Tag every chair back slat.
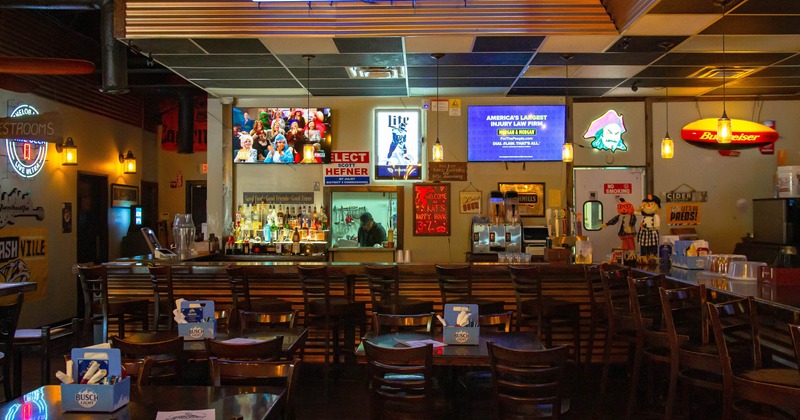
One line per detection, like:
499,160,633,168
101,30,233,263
373,312,434,335
77,265,110,318
239,310,297,331
660,284,709,346
435,264,472,303
627,274,666,333
111,336,184,384
488,342,569,420
479,311,514,332
707,297,762,375
599,266,633,319
210,357,302,418
364,340,435,419
226,265,253,312
0,293,23,348
204,336,284,361
790,324,800,369
363,264,400,309
148,265,175,332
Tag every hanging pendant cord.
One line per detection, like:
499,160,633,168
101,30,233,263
721,4,727,113
436,55,440,142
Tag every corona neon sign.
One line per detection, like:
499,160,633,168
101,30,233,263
5,105,47,178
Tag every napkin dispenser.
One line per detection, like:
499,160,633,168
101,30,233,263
177,300,216,341
61,347,130,412
442,304,479,345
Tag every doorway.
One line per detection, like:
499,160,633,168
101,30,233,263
77,172,109,318
186,180,207,240
140,181,159,232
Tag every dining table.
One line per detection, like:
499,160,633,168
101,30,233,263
0,281,36,297
356,329,543,367
0,384,285,419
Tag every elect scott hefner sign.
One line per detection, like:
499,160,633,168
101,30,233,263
324,151,370,186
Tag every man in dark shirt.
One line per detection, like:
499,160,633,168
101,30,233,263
358,212,387,247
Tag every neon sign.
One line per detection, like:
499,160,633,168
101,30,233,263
583,109,628,153
680,118,779,150
5,105,47,178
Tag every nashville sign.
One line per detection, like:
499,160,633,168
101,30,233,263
680,118,779,150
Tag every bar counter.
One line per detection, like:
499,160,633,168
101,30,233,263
102,260,800,365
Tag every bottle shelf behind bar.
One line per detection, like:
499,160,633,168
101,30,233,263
229,201,329,256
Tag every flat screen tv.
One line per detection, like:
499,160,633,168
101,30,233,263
232,107,332,164
467,105,566,162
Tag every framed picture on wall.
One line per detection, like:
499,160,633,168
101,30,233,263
111,184,139,208
459,191,481,214
498,182,545,217
374,109,422,180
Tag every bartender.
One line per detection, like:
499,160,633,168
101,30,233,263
358,212,387,247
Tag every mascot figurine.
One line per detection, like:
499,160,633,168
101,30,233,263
603,197,637,252
637,194,661,257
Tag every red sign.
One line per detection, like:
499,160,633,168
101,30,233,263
604,183,632,195
413,183,451,236
681,118,779,150
331,151,369,163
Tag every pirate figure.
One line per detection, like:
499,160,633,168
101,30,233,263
637,194,661,256
603,197,637,252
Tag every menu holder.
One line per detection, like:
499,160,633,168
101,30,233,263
442,304,479,346
177,300,216,341
61,347,130,412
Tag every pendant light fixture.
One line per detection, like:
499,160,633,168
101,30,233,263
661,87,674,159
431,53,445,162
716,1,732,144
561,54,574,163
302,54,316,163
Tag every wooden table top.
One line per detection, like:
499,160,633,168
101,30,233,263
357,329,542,367
737,368,800,389
121,327,308,358
0,281,36,297
0,385,284,419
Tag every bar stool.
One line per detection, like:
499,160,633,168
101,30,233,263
148,265,176,331
227,265,294,330
77,265,150,343
0,293,23,401
508,265,580,366
435,264,505,315
296,265,366,394
583,264,609,367
363,264,434,316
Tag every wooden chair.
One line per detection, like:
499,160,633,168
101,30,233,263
364,340,436,420
296,265,366,392
77,265,149,343
227,265,294,329
488,342,571,420
479,311,513,332
204,336,284,361
372,312,434,336
12,317,81,395
790,324,800,367
508,265,580,367
363,264,434,315
111,335,184,385
239,310,297,331
0,294,23,401
626,273,668,418
148,265,176,332
435,264,505,315
660,284,720,420
210,357,303,420
583,264,609,366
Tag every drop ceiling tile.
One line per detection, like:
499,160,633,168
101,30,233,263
131,39,204,55
179,68,293,80
472,36,545,52
406,53,533,66
408,66,523,78
410,78,516,88
537,35,620,53
778,54,800,65
702,16,800,35
259,37,338,55
702,87,800,96
634,66,705,78
624,15,720,36
522,65,579,78
333,37,403,53
192,39,270,54
732,0,800,15
286,67,351,79
622,79,723,88
404,36,475,53
409,86,509,96
278,54,404,67
654,52,792,66
603,86,714,97
206,88,307,97
606,36,688,53
310,78,407,88
571,65,646,79
194,79,301,89
156,54,283,68
532,53,663,66
727,77,800,87
507,87,611,97
750,66,800,77
674,35,800,53
311,88,409,97
514,78,624,88
648,0,744,14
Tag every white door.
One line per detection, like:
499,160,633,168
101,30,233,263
574,167,645,262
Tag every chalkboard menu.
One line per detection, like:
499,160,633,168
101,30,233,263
413,183,451,236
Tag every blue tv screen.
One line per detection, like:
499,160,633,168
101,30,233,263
467,105,566,162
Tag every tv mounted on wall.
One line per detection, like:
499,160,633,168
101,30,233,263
232,107,332,164
467,105,566,162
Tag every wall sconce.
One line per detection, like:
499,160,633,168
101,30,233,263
119,150,137,174
302,144,316,163
561,143,574,163
55,136,78,166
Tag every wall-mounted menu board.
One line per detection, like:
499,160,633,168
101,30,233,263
413,183,451,236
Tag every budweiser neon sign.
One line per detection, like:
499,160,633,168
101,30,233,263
681,118,778,150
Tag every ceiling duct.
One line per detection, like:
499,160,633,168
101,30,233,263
346,66,405,79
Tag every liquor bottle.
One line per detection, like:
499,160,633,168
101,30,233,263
277,205,285,226
319,206,329,230
243,239,250,255
292,228,301,255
